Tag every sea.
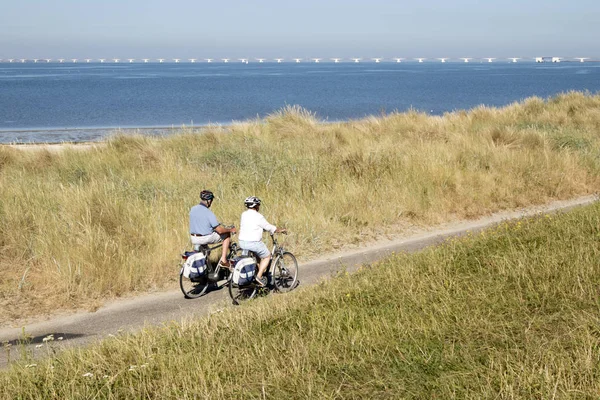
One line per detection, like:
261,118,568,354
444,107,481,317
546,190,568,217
1,62,599,144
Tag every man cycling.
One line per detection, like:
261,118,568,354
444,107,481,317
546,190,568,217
189,190,237,268
238,196,286,287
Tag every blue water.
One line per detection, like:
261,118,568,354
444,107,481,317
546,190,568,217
1,62,599,143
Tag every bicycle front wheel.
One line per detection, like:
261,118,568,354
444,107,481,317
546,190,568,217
179,271,210,299
272,252,298,292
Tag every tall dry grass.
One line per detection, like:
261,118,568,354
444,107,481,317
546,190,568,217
1,92,600,323
2,198,600,398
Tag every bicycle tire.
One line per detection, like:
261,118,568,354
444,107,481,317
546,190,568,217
271,252,298,292
228,278,258,305
179,270,210,299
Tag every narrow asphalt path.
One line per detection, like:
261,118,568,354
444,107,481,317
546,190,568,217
0,195,596,368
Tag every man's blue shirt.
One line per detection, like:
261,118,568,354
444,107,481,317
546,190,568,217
189,204,219,235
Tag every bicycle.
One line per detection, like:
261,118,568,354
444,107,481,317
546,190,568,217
179,241,240,299
228,232,299,305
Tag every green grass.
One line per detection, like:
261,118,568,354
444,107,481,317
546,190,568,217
3,197,600,398
1,92,600,322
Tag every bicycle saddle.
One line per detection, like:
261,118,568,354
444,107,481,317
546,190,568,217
241,249,260,259
193,244,220,252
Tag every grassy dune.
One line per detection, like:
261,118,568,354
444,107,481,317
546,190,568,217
2,198,600,398
1,92,600,323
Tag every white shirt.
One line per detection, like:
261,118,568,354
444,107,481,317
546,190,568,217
238,209,276,242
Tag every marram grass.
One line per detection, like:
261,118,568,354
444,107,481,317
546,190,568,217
2,199,600,398
2,92,600,322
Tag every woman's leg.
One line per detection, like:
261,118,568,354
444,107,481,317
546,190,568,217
256,255,271,279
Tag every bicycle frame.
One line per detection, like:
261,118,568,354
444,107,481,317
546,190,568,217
228,232,297,303
241,234,284,267
268,233,286,260
191,242,239,280
237,234,282,279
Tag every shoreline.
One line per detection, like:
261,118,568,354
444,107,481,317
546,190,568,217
0,125,210,146
5,142,101,152
0,123,219,134
0,117,351,146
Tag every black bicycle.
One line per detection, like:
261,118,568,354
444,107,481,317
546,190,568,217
179,241,240,299
228,233,299,305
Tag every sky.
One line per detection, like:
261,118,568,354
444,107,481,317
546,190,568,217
1,0,598,60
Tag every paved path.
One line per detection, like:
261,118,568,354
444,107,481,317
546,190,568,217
0,195,596,368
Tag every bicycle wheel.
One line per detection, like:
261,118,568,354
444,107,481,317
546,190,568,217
271,252,298,292
228,270,258,305
179,270,210,299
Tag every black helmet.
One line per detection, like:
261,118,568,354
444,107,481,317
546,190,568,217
200,190,215,201
244,196,261,209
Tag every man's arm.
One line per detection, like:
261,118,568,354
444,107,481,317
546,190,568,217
209,211,237,234
214,224,237,234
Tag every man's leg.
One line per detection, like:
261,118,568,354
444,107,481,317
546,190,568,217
219,233,231,265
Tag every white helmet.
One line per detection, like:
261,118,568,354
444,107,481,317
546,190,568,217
244,196,261,209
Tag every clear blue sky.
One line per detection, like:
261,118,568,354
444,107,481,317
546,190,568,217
1,0,598,59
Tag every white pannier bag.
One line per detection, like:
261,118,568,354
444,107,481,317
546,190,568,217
232,257,257,286
182,252,207,280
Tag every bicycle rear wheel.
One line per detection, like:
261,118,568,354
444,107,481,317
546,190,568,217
271,252,298,292
228,279,258,305
179,271,210,299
